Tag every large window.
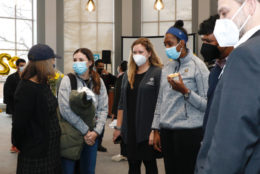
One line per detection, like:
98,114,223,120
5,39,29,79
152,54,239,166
142,0,192,36
0,0,37,100
64,0,114,73
0,0,37,61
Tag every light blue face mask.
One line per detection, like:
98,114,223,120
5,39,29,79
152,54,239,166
19,66,24,72
165,43,182,60
73,61,88,75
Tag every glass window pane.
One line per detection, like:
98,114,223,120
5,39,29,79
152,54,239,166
64,23,80,52
97,24,113,51
64,52,74,74
16,51,28,61
16,0,32,19
184,20,192,33
142,0,158,22
160,0,175,21
81,0,97,22
16,19,32,50
187,34,195,53
98,0,113,22
64,0,80,22
0,50,15,56
176,0,192,20
142,23,158,36
159,22,174,36
81,23,97,51
0,19,15,49
0,0,15,18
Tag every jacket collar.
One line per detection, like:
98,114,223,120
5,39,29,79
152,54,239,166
171,49,192,65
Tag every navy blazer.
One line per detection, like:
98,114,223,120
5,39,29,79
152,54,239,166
202,65,222,131
196,30,260,174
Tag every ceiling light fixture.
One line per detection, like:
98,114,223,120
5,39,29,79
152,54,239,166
154,0,164,11
86,0,95,12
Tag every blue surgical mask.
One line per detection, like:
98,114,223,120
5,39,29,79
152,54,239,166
73,61,88,75
165,43,182,60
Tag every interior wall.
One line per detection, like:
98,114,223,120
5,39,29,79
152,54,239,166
122,0,132,36
40,0,216,73
197,0,211,57
45,0,57,52
114,0,122,73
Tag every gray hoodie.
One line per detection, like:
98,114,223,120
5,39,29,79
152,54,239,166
152,50,209,130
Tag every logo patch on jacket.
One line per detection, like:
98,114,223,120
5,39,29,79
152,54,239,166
146,77,155,86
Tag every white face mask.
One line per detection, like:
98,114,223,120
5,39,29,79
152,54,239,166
213,1,251,47
133,54,147,67
19,66,24,72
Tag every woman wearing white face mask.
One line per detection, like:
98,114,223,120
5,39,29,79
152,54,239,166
152,20,209,174
58,48,108,174
113,38,163,174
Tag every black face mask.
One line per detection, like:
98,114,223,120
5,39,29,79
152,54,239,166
97,68,103,75
200,43,221,62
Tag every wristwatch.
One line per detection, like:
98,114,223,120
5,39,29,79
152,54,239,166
114,126,121,131
184,89,191,100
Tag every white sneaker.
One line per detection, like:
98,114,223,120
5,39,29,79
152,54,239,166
111,154,127,162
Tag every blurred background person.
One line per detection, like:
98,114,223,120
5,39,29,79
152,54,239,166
94,59,116,152
198,14,233,131
12,44,61,174
113,38,163,174
152,20,209,174
111,60,128,162
3,58,26,153
95,59,116,94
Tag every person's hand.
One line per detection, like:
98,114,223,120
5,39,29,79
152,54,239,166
102,69,109,75
111,114,115,121
149,130,154,145
84,132,94,146
84,131,98,146
153,130,161,152
167,74,189,94
113,129,121,142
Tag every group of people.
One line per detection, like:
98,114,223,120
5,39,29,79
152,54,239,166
3,0,260,173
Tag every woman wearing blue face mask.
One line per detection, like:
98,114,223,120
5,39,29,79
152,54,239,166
58,48,108,174
152,20,209,174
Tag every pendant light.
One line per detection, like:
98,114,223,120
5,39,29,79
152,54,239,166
86,0,96,12
154,0,164,11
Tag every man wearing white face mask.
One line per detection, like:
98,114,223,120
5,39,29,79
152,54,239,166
195,0,260,174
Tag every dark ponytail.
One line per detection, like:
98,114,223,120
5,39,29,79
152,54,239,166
172,20,188,42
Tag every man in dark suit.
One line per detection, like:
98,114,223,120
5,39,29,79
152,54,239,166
3,58,26,153
196,0,260,173
198,15,233,131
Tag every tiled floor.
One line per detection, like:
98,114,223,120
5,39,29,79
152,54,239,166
0,114,165,174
